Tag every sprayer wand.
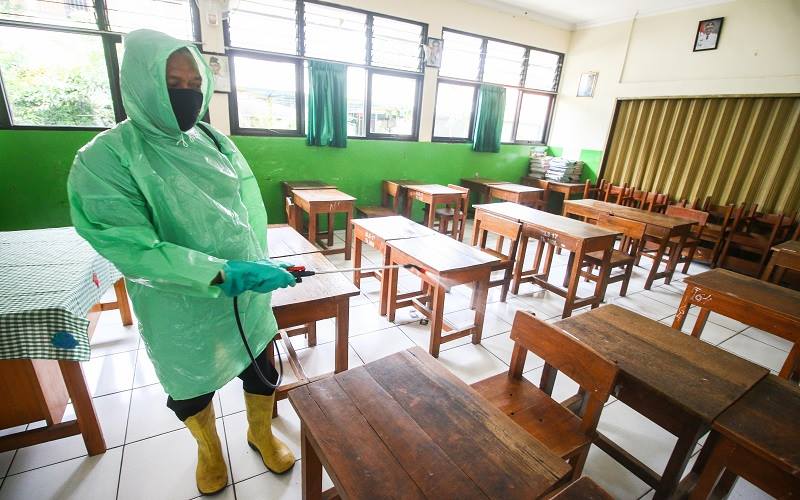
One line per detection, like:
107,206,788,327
287,263,420,282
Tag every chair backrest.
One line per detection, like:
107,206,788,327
474,210,521,259
446,184,470,212
596,214,646,254
508,311,618,432
285,196,298,229
665,205,710,226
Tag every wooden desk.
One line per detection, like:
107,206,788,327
556,305,768,500
270,252,360,404
563,199,695,289
474,202,618,318
292,189,356,260
351,216,438,315
289,347,570,500
762,239,800,284
673,268,800,380
267,224,319,259
280,180,337,198
489,183,544,208
460,177,510,204
386,234,499,357
689,375,800,499
403,184,463,229
383,179,425,215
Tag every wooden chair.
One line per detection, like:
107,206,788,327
625,189,647,208
643,192,668,212
719,210,794,277
602,182,628,204
472,311,618,480
472,210,522,302
695,203,743,267
582,179,603,200
580,214,647,299
665,205,710,273
285,196,299,231
551,477,613,499
435,184,469,241
525,178,551,208
356,180,400,218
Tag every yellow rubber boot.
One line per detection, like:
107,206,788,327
244,392,295,474
184,402,228,495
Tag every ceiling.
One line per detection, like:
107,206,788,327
467,0,731,29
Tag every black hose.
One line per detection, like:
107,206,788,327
233,296,283,390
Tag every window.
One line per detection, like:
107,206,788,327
0,0,198,129
434,28,563,145
232,56,298,131
433,82,474,140
227,1,426,139
227,0,298,54
0,25,114,127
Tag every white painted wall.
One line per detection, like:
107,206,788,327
195,0,572,137
549,0,800,157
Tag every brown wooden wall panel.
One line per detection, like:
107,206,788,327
602,96,800,213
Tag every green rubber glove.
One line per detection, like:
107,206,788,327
217,260,297,297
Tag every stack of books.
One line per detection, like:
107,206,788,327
528,148,548,179
545,158,584,183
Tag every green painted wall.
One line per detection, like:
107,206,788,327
0,130,533,231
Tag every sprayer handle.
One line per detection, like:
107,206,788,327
286,265,316,283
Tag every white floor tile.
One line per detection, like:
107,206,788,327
295,344,363,379
234,460,333,500
83,349,137,397
118,420,231,500
89,312,140,358
482,332,544,372
348,303,394,336
660,315,738,346
132,349,160,388
0,451,14,478
687,308,749,333
485,300,524,324
741,326,793,352
436,344,508,385
719,334,788,372
9,391,130,474
509,291,566,319
613,292,676,321
582,445,651,500
640,287,684,308
224,399,301,483
445,308,512,339
522,368,581,404
726,478,774,499
125,384,221,444
349,327,415,364
0,447,122,500
287,319,337,350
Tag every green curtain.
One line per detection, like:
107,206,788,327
472,85,506,153
307,61,347,148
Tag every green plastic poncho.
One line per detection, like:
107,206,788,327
67,29,277,400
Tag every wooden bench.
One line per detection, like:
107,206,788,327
580,213,646,299
688,375,800,499
385,234,499,357
472,210,522,302
356,180,403,219
472,311,618,481
289,347,571,500
460,177,510,204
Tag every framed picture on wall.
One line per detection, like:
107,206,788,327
577,71,598,97
694,17,723,51
202,53,231,93
424,37,444,68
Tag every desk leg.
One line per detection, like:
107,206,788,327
379,249,391,317
690,307,710,339
308,209,318,248
113,279,133,326
779,343,800,381
344,209,353,261
58,360,106,455
472,277,489,345
428,285,446,358
334,298,349,373
562,247,584,319
424,201,435,228
593,248,613,305
672,292,692,331
653,424,705,500
644,237,669,290
326,213,334,247
665,233,687,284
301,425,323,500
353,237,363,288
511,236,529,295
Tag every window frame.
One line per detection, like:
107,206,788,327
433,27,564,146
0,0,201,130
224,0,427,140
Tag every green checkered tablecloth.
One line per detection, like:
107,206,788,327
0,227,122,362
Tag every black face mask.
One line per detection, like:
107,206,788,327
168,88,203,132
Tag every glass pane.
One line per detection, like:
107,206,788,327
525,50,560,91
228,0,297,54
0,26,114,127
439,31,482,81
0,0,97,29
483,40,524,86
370,16,422,72
370,73,416,136
433,82,474,139
233,56,297,130
516,93,550,143
347,67,366,137
501,89,519,143
106,0,194,41
304,2,366,64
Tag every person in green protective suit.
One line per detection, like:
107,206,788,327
68,29,296,495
